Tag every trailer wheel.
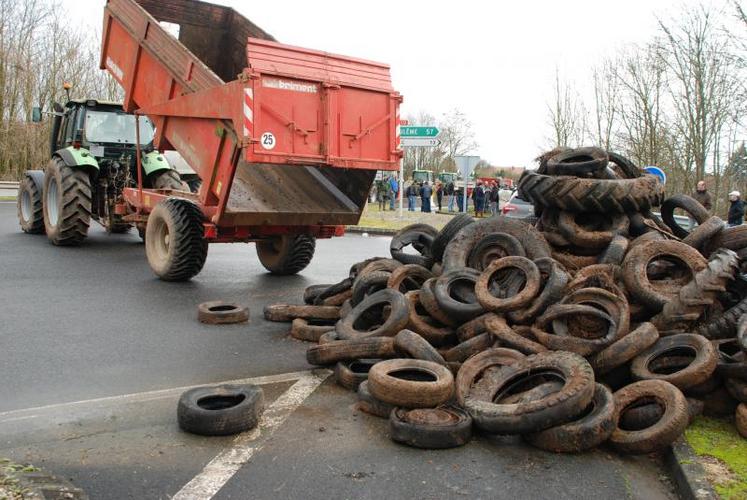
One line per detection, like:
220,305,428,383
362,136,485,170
256,234,315,275
43,158,91,246
145,198,208,281
17,174,44,233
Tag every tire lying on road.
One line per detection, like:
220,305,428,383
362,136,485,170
368,358,454,408
197,301,249,324
389,405,472,449
177,384,264,436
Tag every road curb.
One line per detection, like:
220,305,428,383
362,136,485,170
345,226,398,236
664,438,718,500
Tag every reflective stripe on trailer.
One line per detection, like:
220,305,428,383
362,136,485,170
243,87,254,138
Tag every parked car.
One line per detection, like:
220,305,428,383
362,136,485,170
501,192,535,221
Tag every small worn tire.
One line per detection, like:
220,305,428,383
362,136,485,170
290,318,335,342
631,333,718,389
660,195,710,238
609,380,688,454
390,223,438,267
389,405,472,449
433,268,485,321
466,232,526,271
431,214,474,263
463,351,596,434
507,257,569,324
177,384,264,436
525,383,617,453
394,329,446,365
334,359,379,391
545,147,609,176
335,289,409,339
263,304,340,322
486,315,547,355
387,264,433,293
589,323,659,375
682,216,725,251
474,256,541,312
306,337,396,365
197,301,249,324
368,359,454,408
455,347,526,406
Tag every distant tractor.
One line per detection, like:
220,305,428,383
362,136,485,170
438,172,457,184
18,92,189,243
412,169,433,184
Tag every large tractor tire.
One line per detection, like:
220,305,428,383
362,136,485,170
43,158,91,246
145,198,208,281
152,169,190,191
257,234,316,275
17,173,44,233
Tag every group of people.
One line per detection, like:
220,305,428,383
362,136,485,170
693,180,745,227
405,181,434,212
468,180,501,217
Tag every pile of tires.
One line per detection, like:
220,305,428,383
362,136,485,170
264,147,747,451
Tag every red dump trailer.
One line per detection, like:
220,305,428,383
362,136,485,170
101,0,402,280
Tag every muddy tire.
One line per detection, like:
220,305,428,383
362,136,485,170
525,383,617,453
257,234,315,275
631,334,718,390
431,213,474,263
610,380,688,454
681,216,725,251
660,194,710,238
455,348,526,406
389,405,472,449
336,289,409,339
306,337,396,365
507,257,569,325
486,316,548,355
368,359,454,408
544,146,609,176
433,267,485,321
334,359,379,391
390,223,438,267
145,198,208,281
151,168,190,191
651,249,739,334
351,271,391,306
475,256,541,312
442,333,494,362
404,291,456,347
197,301,249,324
589,323,659,375
466,232,526,271
463,351,596,434
290,318,335,342
393,329,446,365
517,171,664,213
698,296,747,339
17,173,44,234
43,158,91,245
177,384,264,436
621,239,708,311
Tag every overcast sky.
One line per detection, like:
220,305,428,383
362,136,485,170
74,0,713,168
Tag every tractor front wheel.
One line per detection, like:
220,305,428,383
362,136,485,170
256,234,316,275
43,158,91,245
145,198,208,281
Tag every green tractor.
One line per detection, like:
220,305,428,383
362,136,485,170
17,93,190,244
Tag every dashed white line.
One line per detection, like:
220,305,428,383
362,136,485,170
172,370,330,500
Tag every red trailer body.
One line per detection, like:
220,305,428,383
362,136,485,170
101,0,402,239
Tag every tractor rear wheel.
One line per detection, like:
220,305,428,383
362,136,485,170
17,174,44,234
152,169,190,191
145,198,208,281
256,234,316,275
43,158,91,245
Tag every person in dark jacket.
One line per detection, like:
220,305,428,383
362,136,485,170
436,182,443,212
420,182,432,213
406,183,417,211
447,181,456,211
472,181,486,217
728,191,745,226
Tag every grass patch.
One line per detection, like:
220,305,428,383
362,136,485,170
0,196,16,201
685,416,747,499
0,459,39,499
351,203,462,231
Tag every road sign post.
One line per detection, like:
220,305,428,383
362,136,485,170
400,126,440,137
398,125,441,218
455,155,480,214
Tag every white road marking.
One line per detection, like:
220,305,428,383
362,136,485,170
172,370,329,500
0,370,315,421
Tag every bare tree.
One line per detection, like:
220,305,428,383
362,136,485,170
438,108,478,171
591,58,620,151
546,68,587,148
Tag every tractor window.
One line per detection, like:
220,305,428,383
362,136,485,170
84,110,154,145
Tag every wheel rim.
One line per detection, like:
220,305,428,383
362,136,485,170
46,179,59,226
150,216,171,265
20,189,31,222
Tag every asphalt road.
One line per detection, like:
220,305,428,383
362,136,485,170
0,202,677,499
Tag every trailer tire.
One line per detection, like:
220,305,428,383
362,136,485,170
145,198,208,281
43,157,91,245
18,174,44,234
257,234,315,275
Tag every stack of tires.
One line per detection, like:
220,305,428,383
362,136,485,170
265,147,747,451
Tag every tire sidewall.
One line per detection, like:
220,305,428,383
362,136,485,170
145,202,176,277
42,160,64,241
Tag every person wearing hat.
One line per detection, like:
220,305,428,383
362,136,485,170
728,191,745,227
